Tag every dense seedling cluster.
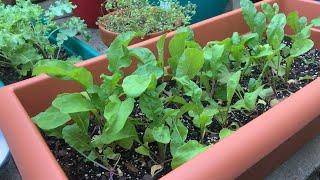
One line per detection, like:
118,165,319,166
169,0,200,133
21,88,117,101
0,0,89,80
32,0,320,178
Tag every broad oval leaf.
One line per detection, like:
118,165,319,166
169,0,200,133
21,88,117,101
152,125,171,144
176,48,204,79
32,106,70,130
240,0,257,30
219,128,234,139
33,60,93,89
122,75,152,98
52,93,95,114
267,13,286,49
290,39,314,57
62,124,91,152
171,140,207,169
104,97,135,134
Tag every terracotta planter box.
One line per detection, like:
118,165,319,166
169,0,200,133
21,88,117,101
0,0,319,179
98,24,165,46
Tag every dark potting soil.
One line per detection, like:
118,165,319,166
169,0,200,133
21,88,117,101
44,40,320,179
0,50,69,85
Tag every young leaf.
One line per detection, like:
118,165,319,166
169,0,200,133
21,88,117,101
104,96,135,134
135,144,150,156
240,0,257,31
32,106,70,130
193,108,219,129
311,17,320,27
175,76,202,103
254,12,267,39
227,71,241,106
122,75,152,98
152,125,171,144
129,47,156,64
103,147,120,160
290,39,314,57
219,128,234,139
33,60,93,89
267,13,286,49
62,124,91,152
70,112,90,133
171,140,207,169
170,120,188,156
244,86,263,110
157,34,166,67
107,31,137,73
261,2,276,21
93,121,137,147
140,92,164,121
168,28,193,58
52,93,95,114
176,48,204,79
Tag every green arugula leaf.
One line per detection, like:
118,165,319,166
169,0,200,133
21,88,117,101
175,76,202,103
311,17,320,27
62,124,91,152
193,108,219,129
52,93,95,114
290,38,314,57
70,112,89,133
240,0,257,31
170,120,188,156
129,47,156,64
152,124,171,144
254,12,266,39
140,92,164,121
107,31,137,73
33,60,93,89
261,2,279,21
122,75,152,98
103,147,120,160
227,70,241,106
267,13,286,49
32,106,70,130
176,48,204,79
135,143,150,156
104,96,135,134
171,140,207,169
219,128,234,139
156,34,166,67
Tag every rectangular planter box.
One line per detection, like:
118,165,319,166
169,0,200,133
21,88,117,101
0,0,319,179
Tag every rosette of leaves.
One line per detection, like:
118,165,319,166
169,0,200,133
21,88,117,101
32,0,320,178
0,0,89,78
98,0,196,36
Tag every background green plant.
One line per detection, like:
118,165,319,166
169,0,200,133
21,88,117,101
32,0,320,178
98,0,196,35
0,0,89,78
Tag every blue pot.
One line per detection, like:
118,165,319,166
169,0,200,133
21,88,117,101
0,81,10,170
150,0,229,24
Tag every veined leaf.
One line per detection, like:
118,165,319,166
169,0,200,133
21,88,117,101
33,60,93,89
267,13,286,49
311,16,320,27
122,75,152,98
140,92,164,121
176,48,204,79
175,76,202,103
129,47,156,64
240,0,257,31
62,124,91,152
170,120,188,156
135,143,150,156
32,106,70,130
52,93,95,114
193,108,219,129
103,147,120,160
227,71,241,106
254,12,266,39
171,140,207,169
219,128,234,139
156,34,166,67
104,96,135,134
290,38,314,57
152,124,171,144
107,32,137,73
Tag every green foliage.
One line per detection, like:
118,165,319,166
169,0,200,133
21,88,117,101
98,0,196,36
0,0,88,78
32,1,320,177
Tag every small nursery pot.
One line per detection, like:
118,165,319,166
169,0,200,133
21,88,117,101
98,24,165,46
0,0,320,179
70,0,105,28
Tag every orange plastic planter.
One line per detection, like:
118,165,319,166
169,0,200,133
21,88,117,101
0,0,319,179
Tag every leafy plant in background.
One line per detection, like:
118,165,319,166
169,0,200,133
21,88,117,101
98,0,196,36
0,0,89,78
32,0,320,178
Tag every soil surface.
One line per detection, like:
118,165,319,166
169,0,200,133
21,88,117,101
44,41,320,179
